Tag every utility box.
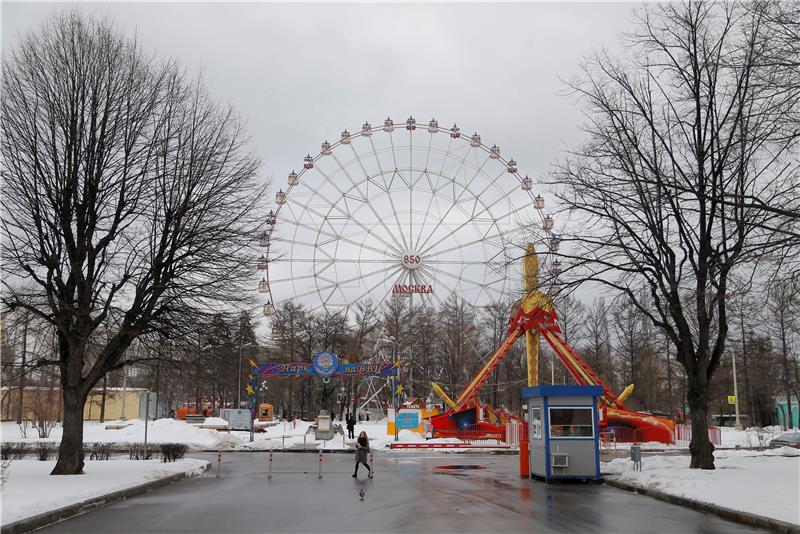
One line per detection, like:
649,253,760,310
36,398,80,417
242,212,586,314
314,410,336,441
522,385,602,482
222,409,252,431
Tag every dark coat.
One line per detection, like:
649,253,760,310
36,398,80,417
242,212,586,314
346,418,355,430
355,437,370,463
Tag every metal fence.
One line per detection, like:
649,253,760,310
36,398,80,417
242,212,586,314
503,422,527,446
673,423,722,446
432,422,527,446
600,424,722,446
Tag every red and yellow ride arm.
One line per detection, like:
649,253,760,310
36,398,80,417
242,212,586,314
451,326,523,411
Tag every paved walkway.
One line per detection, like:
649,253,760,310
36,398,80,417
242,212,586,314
40,452,762,533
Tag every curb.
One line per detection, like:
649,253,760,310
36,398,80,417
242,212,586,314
603,477,800,534
0,463,209,534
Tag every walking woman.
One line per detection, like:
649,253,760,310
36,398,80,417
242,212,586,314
353,431,373,478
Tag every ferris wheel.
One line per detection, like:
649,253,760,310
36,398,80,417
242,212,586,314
257,116,555,316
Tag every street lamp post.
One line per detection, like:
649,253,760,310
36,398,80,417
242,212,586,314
725,292,743,430
385,336,400,442
237,337,244,408
731,350,743,431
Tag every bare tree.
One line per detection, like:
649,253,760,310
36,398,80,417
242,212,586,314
1,12,263,474
580,298,617,391
767,278,800,428
551,2,800,468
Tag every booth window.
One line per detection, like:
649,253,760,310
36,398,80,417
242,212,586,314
549,407,594,438
530,407,542,439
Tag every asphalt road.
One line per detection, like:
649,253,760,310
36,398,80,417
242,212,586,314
40,452,761,533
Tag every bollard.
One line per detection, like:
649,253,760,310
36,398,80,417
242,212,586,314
519,440,530,479
282,434,286,449
268,452,273,479
369,452,374,478
216,451,222,478
318,451,323,479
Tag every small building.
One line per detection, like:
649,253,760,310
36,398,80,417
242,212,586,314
1,386,158,422
84,388,159,421
775,395,800,429
1,385,62,422
387,399,426,435
522,385,602,482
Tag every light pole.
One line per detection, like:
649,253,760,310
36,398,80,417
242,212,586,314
730,350,743,430
725,292,743,430
383,335,400,441
237,337,244,408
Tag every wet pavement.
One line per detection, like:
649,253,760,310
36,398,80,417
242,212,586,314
40,452,761,533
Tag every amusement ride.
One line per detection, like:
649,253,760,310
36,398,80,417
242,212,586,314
254,116,674,444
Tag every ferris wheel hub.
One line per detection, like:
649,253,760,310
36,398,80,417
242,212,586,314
401,252,423,270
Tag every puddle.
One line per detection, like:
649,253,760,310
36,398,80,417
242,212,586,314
434,464,487,471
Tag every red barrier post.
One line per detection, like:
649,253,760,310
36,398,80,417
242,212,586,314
519,440,530,478
268,452,273,479
216,451,222,478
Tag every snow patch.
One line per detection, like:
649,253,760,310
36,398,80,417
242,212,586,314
603,449,800,525
1,458,209,526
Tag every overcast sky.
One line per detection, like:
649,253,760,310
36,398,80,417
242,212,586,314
2,2,640,315
3,2,637,191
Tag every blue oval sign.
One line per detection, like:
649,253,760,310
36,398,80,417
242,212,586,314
311,352,339,377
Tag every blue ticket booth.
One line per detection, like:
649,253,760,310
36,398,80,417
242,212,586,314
522,385,602,482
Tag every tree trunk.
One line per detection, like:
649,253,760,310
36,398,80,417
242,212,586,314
51,387,86,475
99,375,107,423
16,314,29,423
687,371,715,469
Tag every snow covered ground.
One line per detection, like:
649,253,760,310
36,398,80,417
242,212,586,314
603,447,800,526
0,419,460,452
4,419,791,453
0,458,209,526
604,425,792,450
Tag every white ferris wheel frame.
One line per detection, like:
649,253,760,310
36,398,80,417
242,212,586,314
259,117,553,316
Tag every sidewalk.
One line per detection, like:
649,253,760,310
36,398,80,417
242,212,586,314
1,458,209,534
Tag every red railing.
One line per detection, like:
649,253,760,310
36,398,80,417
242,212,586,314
433,427,503,445
603,424,722,445
503,422,527,446
432,422,527,446
673,424,722,446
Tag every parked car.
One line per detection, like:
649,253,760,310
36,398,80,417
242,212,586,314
768,432,800,449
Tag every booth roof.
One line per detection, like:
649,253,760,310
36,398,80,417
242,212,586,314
521,385,604,399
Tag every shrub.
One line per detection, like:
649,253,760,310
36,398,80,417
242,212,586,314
128,443,153,460
1,459,11,489
744,427,778,449
3,443,29,459
35,442,54,461
17,421,30,439
89,442,112,461
159,443,188,463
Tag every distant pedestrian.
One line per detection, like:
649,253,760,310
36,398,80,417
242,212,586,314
169,409,176,419
346,414,355,439
353,431,372,479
